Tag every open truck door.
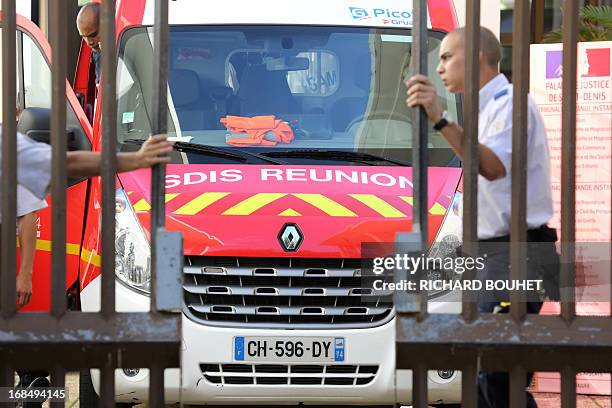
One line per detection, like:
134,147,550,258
3,14,93,311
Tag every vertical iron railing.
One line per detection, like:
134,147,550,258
0,0,17,404
461,0,480,322
461,0,480,404
1,0,18,320
509,1,530,407
411,0,429,258
410,1,429,405
394,1,606,408
149,0,184,404
100,0,118,405
560,1,580,406
49,0,68,322
0,1,181,407
100,0,117,321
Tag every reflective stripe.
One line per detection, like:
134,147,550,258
125,192,447,217
223,193,286,215
278,208,302,216
26,239,81,255
429,202,446,215
399,195,414,206
174,192,230,215
292,193,357,217
81,247,102,268
133,199,150,211
349,194,407,218
27,238,101,267
133,194,180,211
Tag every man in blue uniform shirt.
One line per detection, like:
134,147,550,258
405,27,559,407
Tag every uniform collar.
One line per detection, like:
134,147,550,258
479,73,509,112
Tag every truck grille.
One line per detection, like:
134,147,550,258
200,363,378,386
183,257,393,328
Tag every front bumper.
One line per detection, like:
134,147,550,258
82,277,461,405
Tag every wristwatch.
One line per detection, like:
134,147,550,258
433,110,453,131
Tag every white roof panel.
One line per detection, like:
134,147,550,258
142,0,431,28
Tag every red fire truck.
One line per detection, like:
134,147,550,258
12,0,474,405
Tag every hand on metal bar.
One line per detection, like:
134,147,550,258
405,74,443,122
65,133,174,177
122,134,175,171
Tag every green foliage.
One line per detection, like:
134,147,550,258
543,5,612,43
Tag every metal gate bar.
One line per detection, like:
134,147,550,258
461,0,480,324
50,366,65,408
100,0,118,404
0,1,181,406
411,0,429,267
150,0,172,403
101,0,117,321
560,1,580,405
509,0,530,406
0,0,18,402
509,0,530,322
0,0,18,321
396,314,612,370
395,0,604,407
409,1,430,402
50,0,68,322
461,1,481,405
560,0,579,323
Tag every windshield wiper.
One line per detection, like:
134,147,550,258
122,139,287,165
261,150,410,166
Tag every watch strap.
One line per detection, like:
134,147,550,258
433,115,449,131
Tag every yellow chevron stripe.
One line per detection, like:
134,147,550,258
27,238,101,268
429,202,447,215
223,193,286,215
132,194,180,212
18,239,81,256
398,196,445,215
399,196,413,206
292,193,357,217
278,208,302,217
349,194,407,218
174,192,230,215
165,193,181,202
133,199,150,211
80,247,102,268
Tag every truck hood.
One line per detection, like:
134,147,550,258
118,165,461,258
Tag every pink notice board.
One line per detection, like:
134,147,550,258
529,41,611,395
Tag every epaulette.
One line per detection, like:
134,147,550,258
493,88,509,100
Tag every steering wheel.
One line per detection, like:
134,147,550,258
344,111,412,133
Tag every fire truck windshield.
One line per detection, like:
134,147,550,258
116,25,460,167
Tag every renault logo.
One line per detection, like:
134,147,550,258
278,223,303,252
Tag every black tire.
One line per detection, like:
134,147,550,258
79,370,134,408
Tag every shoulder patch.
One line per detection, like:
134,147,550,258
494,89,509,100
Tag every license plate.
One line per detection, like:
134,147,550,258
234,336,345,362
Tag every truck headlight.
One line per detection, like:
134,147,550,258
426,191,462,299
115,189,151,294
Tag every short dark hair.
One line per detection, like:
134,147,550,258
451,27,502,67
